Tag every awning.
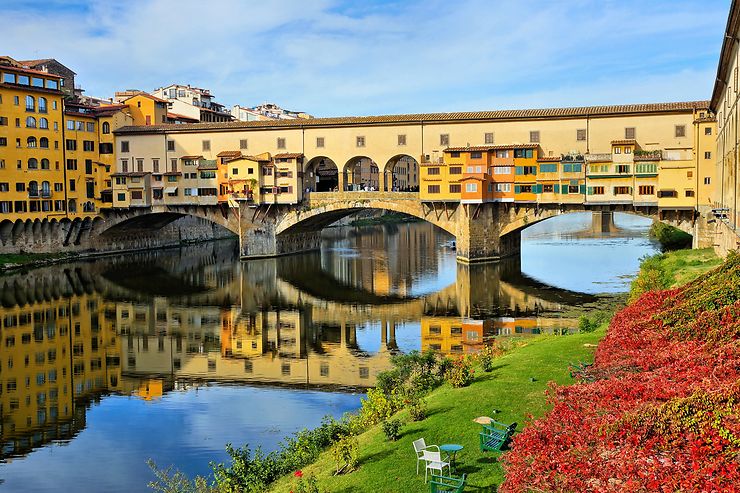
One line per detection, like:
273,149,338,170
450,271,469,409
164,186,178,194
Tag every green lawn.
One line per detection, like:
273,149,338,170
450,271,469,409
269,329,605,493
656,247,722,287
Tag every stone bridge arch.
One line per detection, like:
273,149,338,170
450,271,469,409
96,205,240,236
275,192,459,237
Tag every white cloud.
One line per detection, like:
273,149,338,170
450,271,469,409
1,0,728,115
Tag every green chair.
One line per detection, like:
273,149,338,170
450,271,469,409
479,420,517,452
430,474,466,492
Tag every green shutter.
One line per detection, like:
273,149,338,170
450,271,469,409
515,166,523,175
554,184,560,193
514,185,521,194
587,186,593,195
580,184,586,194
562,185,569,195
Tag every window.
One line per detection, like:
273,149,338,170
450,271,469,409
117,193,125,201
635,163,657,174
0,117,6,126
529,130,540,143
313,137,323,148
356,136,365,147
152,159,159,173
542,184,554,193
625,147,632,154
616,164,630,174
591,186,605,195
120,159,128,172
465,182,478,192
67,120,75,130
449,166,462,174
427,167,440,175
494,166,512,174
102,122,110,134
76,121,83,131
201,140,210,151
495,183,511,192
440,134,449,146
99,143,113,154
83,141,94,152
167,140,175,151
614,186,631,195
704,177,711,185
705,127,712,135
687,171,693,178
39,117,48,129
66,140,77,151
705,151,712,159
427,185,440,193
26,116,36,128
484,132,494,144
449,184,461,193
277,137,286,149
470,151,483,159
675,125,686,138
28,158,38,169
513,148,534,159
235,138,247,150
120,141,129,152
539,163,557,173
614,147,621,154
27,137,37,148
625,127,636,139
26,95,35,111
86,122,94,132
577,129,586,141
397,134,406,146
131,191,143,200
685,190,695,197
0,137,6,146
638,185,655,195
68,180,75,192
136,158,144,172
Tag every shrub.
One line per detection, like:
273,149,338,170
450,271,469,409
331,435,359,474
477,341,505,371
293,472,325,493
650,221,692,251
408,398,427,421
446,356,474,388
358,388,402,428
211,444,281,493
147,460,216,493
578,311,610,333
381,419,403,441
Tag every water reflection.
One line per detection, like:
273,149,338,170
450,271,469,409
0,217,656,492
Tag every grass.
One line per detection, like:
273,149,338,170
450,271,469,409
629,248,721,302
0,252,74,268
269,329,605,493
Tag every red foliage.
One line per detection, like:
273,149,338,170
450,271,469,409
501,259,740,493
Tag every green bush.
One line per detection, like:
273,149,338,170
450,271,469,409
629,254,669,302
381,419,403,441
578,311,610,333
147,460,216,493
331,435,359,474
358,388,402,428
408,398,427,421
650,222,692,251
446,356,475,388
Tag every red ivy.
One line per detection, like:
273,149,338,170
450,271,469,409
501,256,740,493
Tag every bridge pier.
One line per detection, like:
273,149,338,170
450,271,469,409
455,203,521,263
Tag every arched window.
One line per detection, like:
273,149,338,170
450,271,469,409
25,95,35,111
102,122,110,134
26,116,36,128
39,117,48,129
38,97,47,113
41,181,50,196
68,199,77,213
28,181,39,196
28,158,38,169
41,159,50,169
39,137,49,149
27,136,37,148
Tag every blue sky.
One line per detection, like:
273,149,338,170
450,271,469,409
1,0,731,117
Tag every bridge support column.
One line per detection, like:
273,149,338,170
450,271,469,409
238,203,321,259
591,211,616,233
455,203,520,263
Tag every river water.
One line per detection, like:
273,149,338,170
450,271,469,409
0,212,658,492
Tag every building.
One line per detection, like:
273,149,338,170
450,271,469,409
17,58,77,99
247,102,312,120
0,56,67,220
152,84,233,123
231,105,267,122
710,0,740,255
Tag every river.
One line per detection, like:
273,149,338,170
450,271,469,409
0,212,658,492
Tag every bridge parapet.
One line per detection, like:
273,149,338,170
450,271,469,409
308,191,420,208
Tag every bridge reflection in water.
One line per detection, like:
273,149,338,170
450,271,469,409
0,223,597,461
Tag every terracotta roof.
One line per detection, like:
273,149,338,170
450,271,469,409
611,139,637,145
167,112,199,122
216,151,243,158
111,171,148,177
537,156,561,162
197,162,218,170
274,153,304,159
445,144,540,152
163,172,182,176
694,116,717,123
0,64,64,79
113,100,712,135
180,155,203,160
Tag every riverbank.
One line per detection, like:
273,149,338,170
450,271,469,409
265,248,722,492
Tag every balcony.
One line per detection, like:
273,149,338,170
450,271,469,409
634,150,662,161
585,153,612,162
28,191,39,199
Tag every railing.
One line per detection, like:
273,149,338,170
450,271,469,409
28,191,39,198
634,150,662,161
40,191,51,198
584,153,612,162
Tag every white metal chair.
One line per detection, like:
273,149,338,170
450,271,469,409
422,450,450,483
412,438,441,475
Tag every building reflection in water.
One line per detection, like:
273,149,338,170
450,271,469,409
0,223,592,461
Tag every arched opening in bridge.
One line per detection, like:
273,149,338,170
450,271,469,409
304,156,338,192
384,154,419,192
344,156,379,192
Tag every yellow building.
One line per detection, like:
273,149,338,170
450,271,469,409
0,57,67,220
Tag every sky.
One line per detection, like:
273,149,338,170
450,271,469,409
1,0,731,117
